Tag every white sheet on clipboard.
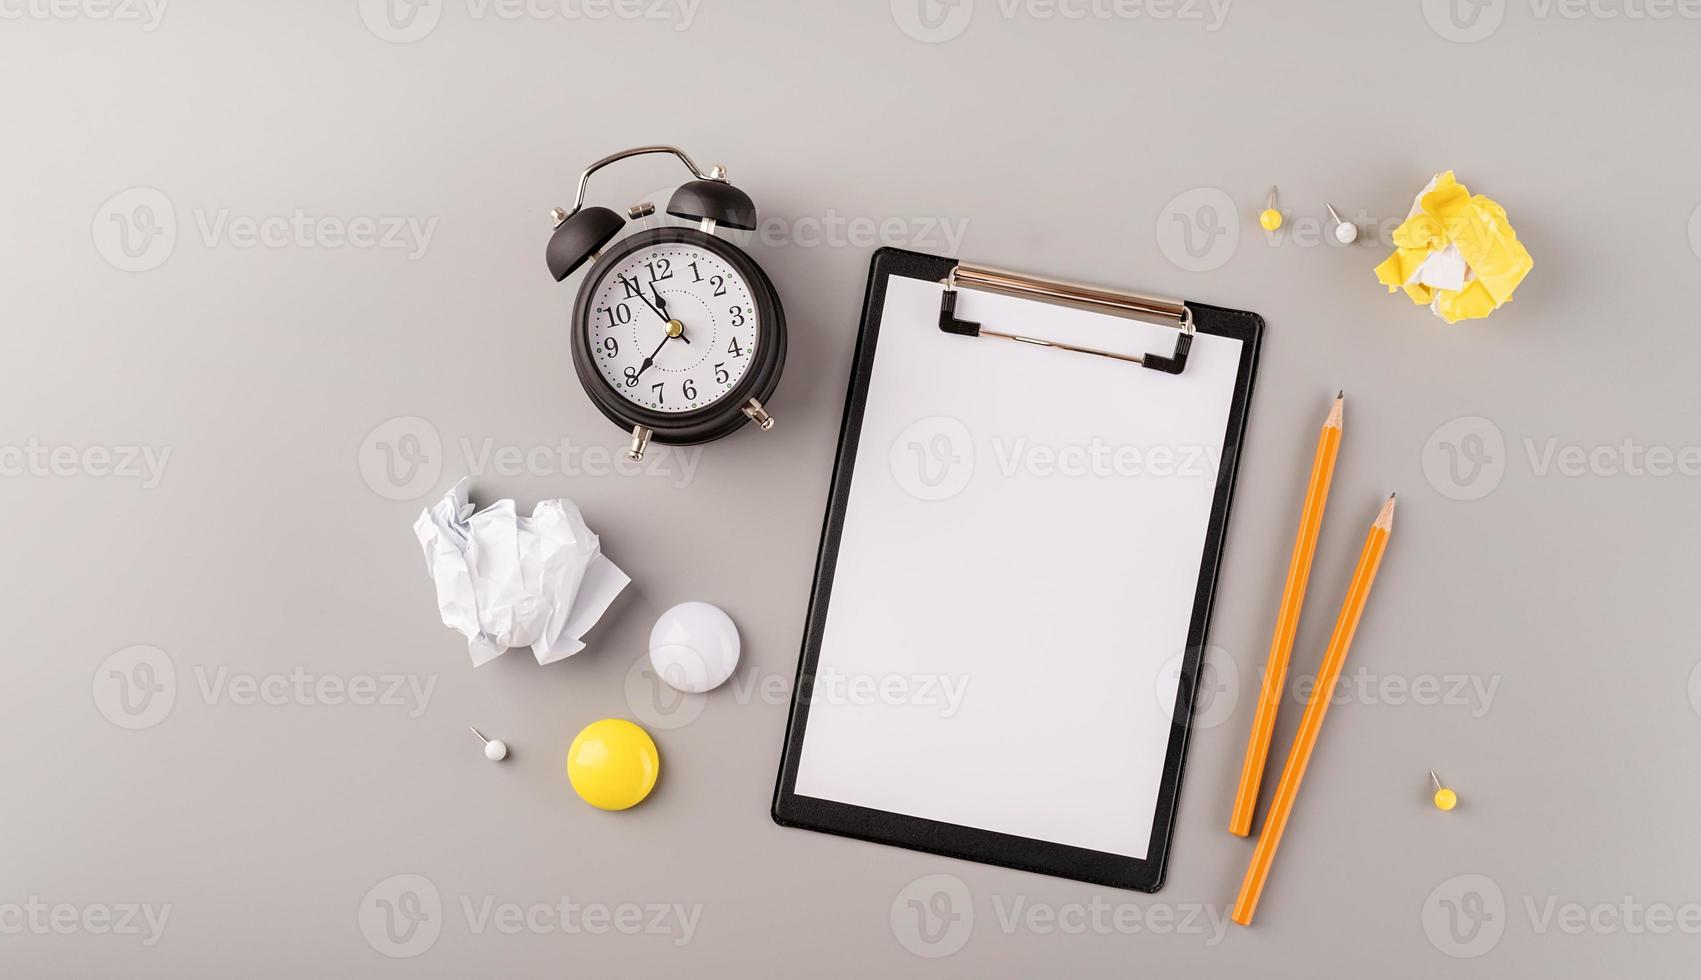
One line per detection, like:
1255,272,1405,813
792,275,1244,858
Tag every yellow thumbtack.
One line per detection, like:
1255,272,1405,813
1430,770,1458,811
1259,186,1283,231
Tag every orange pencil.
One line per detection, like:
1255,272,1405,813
1230,393,1343,837
1231,494,1397,927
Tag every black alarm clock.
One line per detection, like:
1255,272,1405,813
547,145,786,461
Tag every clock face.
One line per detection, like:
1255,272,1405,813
585,242,759,415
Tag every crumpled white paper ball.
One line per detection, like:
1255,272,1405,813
413,478,629,667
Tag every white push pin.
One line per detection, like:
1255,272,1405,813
470,727,508,762
1326,203,1359,244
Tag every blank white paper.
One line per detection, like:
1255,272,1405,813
792,275,1244,858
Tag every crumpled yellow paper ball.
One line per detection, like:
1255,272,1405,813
1374,171,1533,323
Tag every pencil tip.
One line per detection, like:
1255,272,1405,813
1375,493,1397,529
1337,390,1343,399
1325,394,1344,428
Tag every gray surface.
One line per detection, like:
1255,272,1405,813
4,1,1700,976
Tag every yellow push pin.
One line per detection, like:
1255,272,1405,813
1430,770,1458,811
1259,186,1283,231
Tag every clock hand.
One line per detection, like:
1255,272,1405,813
650,284,690,344
633,334,669,380
621,274,670,324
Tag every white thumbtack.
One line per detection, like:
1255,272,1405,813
1326,203,1359,244
470,727,508,762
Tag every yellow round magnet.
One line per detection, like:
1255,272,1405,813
567,718,659,811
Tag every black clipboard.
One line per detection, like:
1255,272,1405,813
772,247,1263,891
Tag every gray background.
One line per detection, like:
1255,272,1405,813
5,0,1700,975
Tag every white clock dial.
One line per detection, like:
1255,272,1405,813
586,244,760,414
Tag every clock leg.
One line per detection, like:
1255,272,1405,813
627,424,653,461
742,398,775,432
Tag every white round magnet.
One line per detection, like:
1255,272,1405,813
649,601,740,694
